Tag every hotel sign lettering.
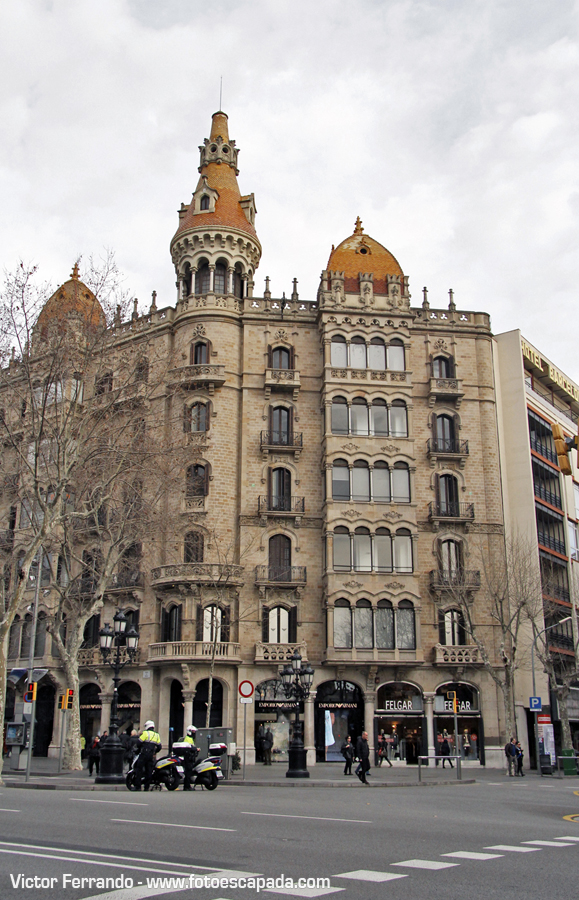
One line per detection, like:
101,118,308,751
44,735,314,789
522,339,579,402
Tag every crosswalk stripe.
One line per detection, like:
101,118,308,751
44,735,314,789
443,851,503,860
392,859,459,870
334,870,408,882
485,845,541,853
266,888,343,898
522,840,574,847
555,836,579,842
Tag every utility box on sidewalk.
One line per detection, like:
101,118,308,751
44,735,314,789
539,753,553,775
560,749,577,776
195,728,233,779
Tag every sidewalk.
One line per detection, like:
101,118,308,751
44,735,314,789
0,756,482,790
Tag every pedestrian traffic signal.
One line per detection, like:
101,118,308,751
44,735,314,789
66,689,74,710
23,682,37,703
447,690,458,714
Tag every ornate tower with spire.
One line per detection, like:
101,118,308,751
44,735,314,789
170,111,262,302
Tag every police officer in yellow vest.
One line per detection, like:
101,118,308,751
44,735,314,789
134,720,161,791
178,725,198,791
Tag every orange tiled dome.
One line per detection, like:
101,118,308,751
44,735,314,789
36,264,106,335
327,218,403,293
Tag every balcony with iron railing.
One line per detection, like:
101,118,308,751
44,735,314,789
151,563,244,588
428,501,475,521
542,583,570,603
429,569,481,591
260,431,303,458
167,364,226,394
107,570,145,592
426,438,469,466
264,369,300,400
147,641,241,664
254,641,308,664
533,480,562,510
258,496,305,519
255,565,307,588
529,435,558,465
537,530,566,555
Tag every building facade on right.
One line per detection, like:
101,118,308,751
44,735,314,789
494,330,579,762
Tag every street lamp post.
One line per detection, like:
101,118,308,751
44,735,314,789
95,609,139,784
279,649,314,779
531,616,571,778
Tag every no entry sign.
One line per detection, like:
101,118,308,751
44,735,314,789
239,680,254,698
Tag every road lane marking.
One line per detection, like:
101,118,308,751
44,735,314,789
392,859,459,870
563,814,579,822
523,840,574,846
241,812,372,824
485,845,540,852
0,808,20,813
335,870,408,882
556,836,579,841
71,799,149,806
111,818,236,832
82,885,190,900
0,847,198,877
443,851,503,860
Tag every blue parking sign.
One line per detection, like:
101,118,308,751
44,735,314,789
530,697,542,711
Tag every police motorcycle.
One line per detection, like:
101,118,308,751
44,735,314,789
125,749,183,791
172,739,226,791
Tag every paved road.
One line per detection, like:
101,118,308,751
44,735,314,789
0,774,578,900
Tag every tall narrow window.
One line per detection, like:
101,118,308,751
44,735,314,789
376,599,394,649
353,527,372,572
271,407,290,444
368,338,386,370
436,414,455,451
387,339,405,371
192,342,209,364
352,461,370,501
214,263,227,294
186,464,207,497
270,468,291,511
373,461,390,502
330,336,347,367
333,527,351,571
374,528,392,572
439,608,465,645
203,605,222,642
332,459,350,500
389,400,408,437
162,604,182,642
440,540,461,580
350,398,369,435
372,399,388,436
333,599,352,648
184,532,204,563
331,397,349,435
268,606,290,643
272,347,290,369
438,474,459,515
397,600,416,649
189,402,207,433
354,599,373,648
391,462,410,502
200,195,210,210
432,356,452,377
394,528,413,573
195,263,210,294
269,534,291,581
350,336,367,369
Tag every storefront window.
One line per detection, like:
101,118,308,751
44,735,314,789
315,680,364,762
434,682,482,762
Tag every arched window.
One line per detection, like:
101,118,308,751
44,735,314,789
352,460,370,502
20,614,32,659
134,358,148,383
436,414,455,451
332,459,350,500
373,461,391,502
392,462,410,503
397,600,416,649
372,399,388,436
203,605,222,642
272,347,291,369
432,356,453,378
394,528,413,573
351,398,369,435
439,608,466,645
331,397,349,435
375,527,392,572
376,599,394,649
389,400,408,437
270,467,291,511
214,262,227,294
271,406,291,444
200,194,210,210
269,534,291,581
34,612,47,658
195,263,210,294
353,527,372,572
333,526,351,571
185,401,208,433
191,341,209,365
233,264,243,299
350,336,367,369
333,599,352,649
95,372,113,395
440,539,462,579
184,532,204,563
8,616,21,659
330,335,347,367
387,339,405,371
438,474,459,516
125,608,140,631
162,604,182,642
186,464,208,497
264,605,297,643
183,264,192,297
355,599,373,648
82,614,101,649
368,338,386,371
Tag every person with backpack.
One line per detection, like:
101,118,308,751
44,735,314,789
504,737,517,776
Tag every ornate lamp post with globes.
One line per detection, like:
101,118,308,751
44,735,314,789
279,649,314,778
95,609,139,784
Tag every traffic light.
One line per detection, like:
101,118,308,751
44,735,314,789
552,424,576,476
66,689,74,710
447,690,458,714
58,693,66,710
23,682,37,703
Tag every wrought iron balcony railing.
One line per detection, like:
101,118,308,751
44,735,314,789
537,530,566,555
429,569,481,591
427,438,469,455
533,481,562,509
428,501,475,520
260,431,303,449
530,435,558,465
258,496,305,514
255,565,307,585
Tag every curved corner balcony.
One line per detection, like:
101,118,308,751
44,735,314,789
168,364,226,394
151,563,244,589
148,641,241,664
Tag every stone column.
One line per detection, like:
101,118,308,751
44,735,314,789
227,268,234,295
304,690,316,767
424,691,436,763
182,690,195,731
209,265,215,292
100,693,113,734
364,690,376,758
241,275,248,299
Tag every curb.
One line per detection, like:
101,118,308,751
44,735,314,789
3,777,476,791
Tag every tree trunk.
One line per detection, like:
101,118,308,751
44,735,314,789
205,608,218,729
503,666,517,742
0,626,10,784
61,656,82,770
554,684,573,752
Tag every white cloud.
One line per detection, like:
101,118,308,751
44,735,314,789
1,0,578,375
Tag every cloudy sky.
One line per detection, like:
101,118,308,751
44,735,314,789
2,0,578,376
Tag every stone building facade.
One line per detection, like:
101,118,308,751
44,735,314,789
4,111,512,766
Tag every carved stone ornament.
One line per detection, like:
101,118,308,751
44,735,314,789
433,338,448,351
343,581,363,589
382,509,403,522
274,329,289,341
343,509,363,519
381,444,401,455
192,324,207,337
341,443,360,452
385,581,405,591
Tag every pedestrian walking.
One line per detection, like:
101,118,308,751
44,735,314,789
440,736,453,768
341,735,355,775
262,727,273,766
377,731,393,768
87,735,101,776
515,741,525,776
355,731,371,784
505,737,517,776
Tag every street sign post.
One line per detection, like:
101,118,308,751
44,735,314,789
530,697,542,711
238,681,254,781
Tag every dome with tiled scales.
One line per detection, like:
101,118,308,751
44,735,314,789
35,263,106,340
326,217,404,294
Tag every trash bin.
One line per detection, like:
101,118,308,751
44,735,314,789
561,749,576,776
539,753,553,775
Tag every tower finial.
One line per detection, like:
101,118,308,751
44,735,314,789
71,262,80,280
354,217,364,235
